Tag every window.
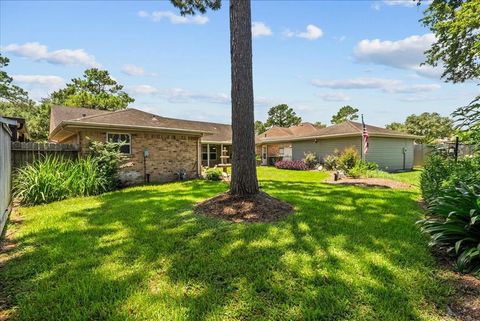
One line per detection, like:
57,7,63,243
202,145,217,161
279,147,284,156
107,133,131,154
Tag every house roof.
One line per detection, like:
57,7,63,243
49,105,232,143
256,120,419,143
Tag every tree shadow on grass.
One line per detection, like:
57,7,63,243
1,179,450,320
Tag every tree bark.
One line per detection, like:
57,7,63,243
229,0,259,196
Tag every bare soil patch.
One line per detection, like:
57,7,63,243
432,247,480,321
325,177,410,189
194,191,293,223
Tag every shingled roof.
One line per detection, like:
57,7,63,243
49,105,232,143
256,120,419,143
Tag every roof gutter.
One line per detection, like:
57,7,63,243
256,132,421,144
49,120,214,141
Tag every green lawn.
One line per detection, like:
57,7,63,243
0,167,453,321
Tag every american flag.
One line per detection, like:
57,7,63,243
362,115,369,155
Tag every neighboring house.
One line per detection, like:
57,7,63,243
0,116,29,142
49,105,231,184
49,106,418,185
256,121,419,171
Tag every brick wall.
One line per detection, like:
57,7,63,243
64,129,200,185
256,143,292,157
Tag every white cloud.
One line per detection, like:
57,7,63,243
353,33,443,78
333,35,347,43
298,24,323,40
3,42,99,67
162,88,230,104
312,77,401,90
316,92,350,102
284,24,323,40
252,22,272,38
383,0,418,7
138,10,208,25
12,74,64,88
311,77,441,94
12,74,65,101
121,64,150,76
129,85,158,95
371,2,382,10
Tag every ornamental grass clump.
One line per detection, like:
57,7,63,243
13,147,121,206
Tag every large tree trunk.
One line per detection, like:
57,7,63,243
229,0,259,196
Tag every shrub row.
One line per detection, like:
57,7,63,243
418,153,480,275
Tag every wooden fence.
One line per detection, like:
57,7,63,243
1,119,13,236
11,142,80,169
413,144,433,167
413,143,476,167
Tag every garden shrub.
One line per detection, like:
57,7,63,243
205,168,222,181
13,155,112,206
347,160,380,178
418,183,480,275
323,154,339,170
88,141,122,189
275,160,308,170
303,152,318,169
337,147,360,172
420,153,480,203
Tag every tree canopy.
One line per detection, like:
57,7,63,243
421,0,480,83
254,120,267,135
386,112,454,144
0,54,32,105
314,121,327,128
50,68,134,110
385,122,407,133
420,0,479,145
330,105,359,124
265,104,302,128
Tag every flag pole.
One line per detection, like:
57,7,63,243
361,114,365,161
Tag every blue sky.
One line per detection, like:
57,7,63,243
1,0,477,126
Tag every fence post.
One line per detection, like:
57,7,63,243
454,136,459,162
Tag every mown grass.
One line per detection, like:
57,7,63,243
0,167,454,320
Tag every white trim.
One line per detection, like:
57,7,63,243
261,145,268,165
106,132,132,155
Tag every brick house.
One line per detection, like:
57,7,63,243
49,106,231,185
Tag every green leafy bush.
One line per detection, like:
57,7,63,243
303,152,318,169
347,161,380,178
420,154,480,202
205,168,222,181
13,155,112,206
418,184,480,275
323,154,338,170
337,147,360,172
88,141,122,189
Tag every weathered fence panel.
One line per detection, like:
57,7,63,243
413,144,433,167
11,142,79,169
1,120,12,236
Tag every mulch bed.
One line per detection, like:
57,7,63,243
325,177,411,189
194,191,293,223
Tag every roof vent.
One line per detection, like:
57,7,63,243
82,113,86,118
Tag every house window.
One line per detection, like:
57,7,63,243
279,147,284,156
107,133,131,154
202,145,217,160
